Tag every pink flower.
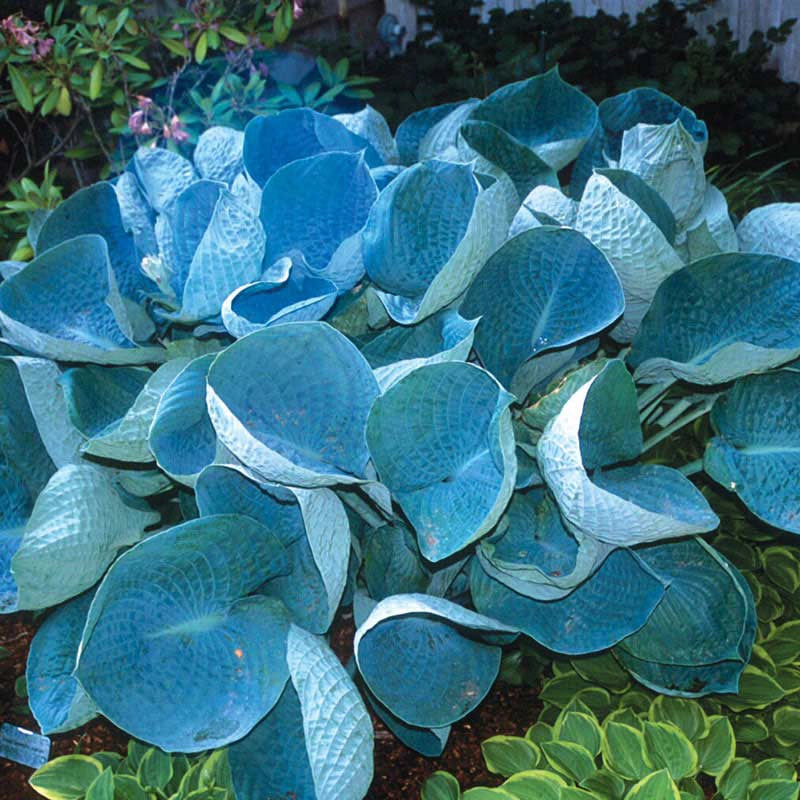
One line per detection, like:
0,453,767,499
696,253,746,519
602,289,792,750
33,36,53,60
128,109,147,134
1,15,39,47
140,121,152,135
169,114,189,143
292,0,304,19
136,95,153,110
163,123,172,139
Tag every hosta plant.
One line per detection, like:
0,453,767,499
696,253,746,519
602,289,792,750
2,67,800,799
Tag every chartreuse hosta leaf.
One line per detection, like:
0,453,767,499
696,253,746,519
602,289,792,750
229,624,373,800
193,125,244,185
207,322,379,488
75,514,292,752
12,464,159,610
737,203,800,261
243,107,382,188
27,590,97,734
704,372,800,535
613,537,756,696
537,361,718,546
468,68,598,171
35,182,158,301
0,235,164,365
460,226,624,392
576,168,682,342
354,594,516,728
364,160,512,324
148,354,219,486
471,545,665,655
260,152,377,291
572,86,706,197
628,253,800,385
196,464,349,634
366,361,516,562
359,310,478,391
158,179,266,323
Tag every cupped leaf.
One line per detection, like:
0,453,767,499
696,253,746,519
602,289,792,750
36,182,157,301
460,226,624,391
395,101,465,165
510,185,578,237
681,183,737,261
576,169,683,342
418,99,480,161
354,593,516,728
704,371,800,535
366,362,516,562
75,514,292,752
193,126,244,185
468,68,598,171
737,202,800,261
613,537,756,696
471,546,665,655
221,273,337,339
12,464,159,610
27,591,97,734
260,151,377,287
628,253,800,384
360,310,478,391
207,322,380,487
361,522,429,600
196,464,350,634
364,160,511,324
538,362,718,545
243,108,382,188
131,147,197,214
0,235,164,365
149,354,217,486
229,625,373,800
334,105,399,164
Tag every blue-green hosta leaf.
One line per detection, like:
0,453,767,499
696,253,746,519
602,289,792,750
461,226,624,391
538,363,718,545
737,203,800,261
680,184,737,262
572,87,706,197
12,464,159,609
628,253,800,384
334,105,399,164
229,625,373,800
260,152,377,290
458,119,559,200
576,169,683,342
76,516,292,752
0,235,164,365
471,546,665,655
36,182,158,301
149,354,217,486
704,371,800,535
418,99,480,161
371,164,405,191
366,161,513,324
27,591,97,734
395,101,465,164
193,126,244,185
509,185,578,237
368,688,450,757
619,121,706,231
161,181,266,323
115,171,157,258
468,68,597,171
354,594,517,727
196,464,350,634
243,108,382,188
614,538,756,696
8,357,84,467
221,272,337,339
476,490,612,602
83,359,190,463
366,362,516,562
207,322,379,487
0,528,23,613
360,310,478,391
131,146,198,214
361,522,429,600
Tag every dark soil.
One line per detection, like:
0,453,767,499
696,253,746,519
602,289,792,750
1,612,541,800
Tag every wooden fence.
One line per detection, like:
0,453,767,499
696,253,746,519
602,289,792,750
385,0,800,82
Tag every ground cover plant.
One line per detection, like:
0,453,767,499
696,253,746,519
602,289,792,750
2,67,800,799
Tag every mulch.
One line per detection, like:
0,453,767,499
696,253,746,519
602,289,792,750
1,612,541,800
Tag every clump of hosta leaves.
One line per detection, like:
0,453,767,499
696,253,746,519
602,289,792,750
4,64,800,800
29,739,233,800
420,693,800,800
